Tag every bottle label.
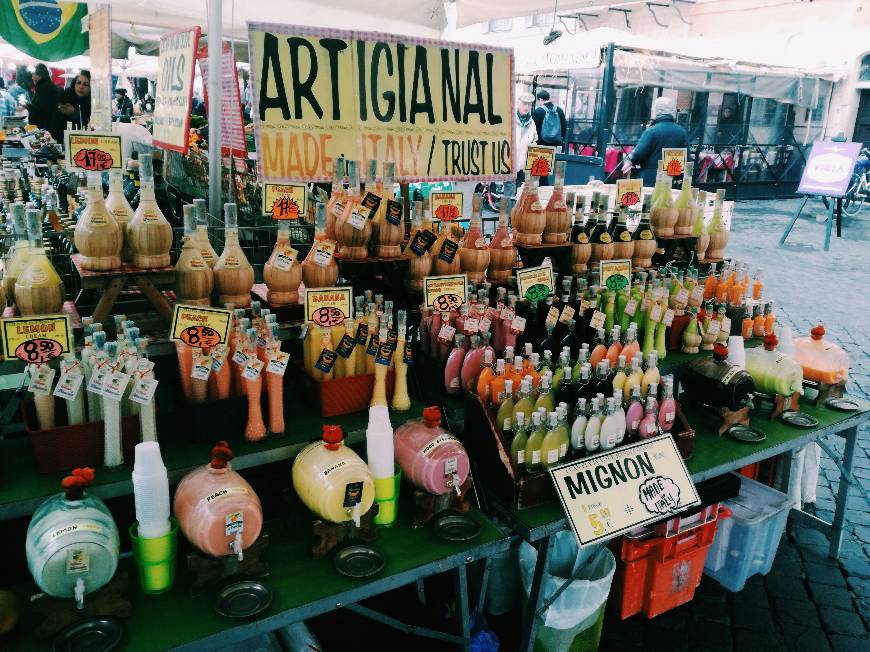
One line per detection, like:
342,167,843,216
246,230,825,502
89,213,109,226
225,512,244,536
375,342,394,366
343,481,364,508
706,320,720,335
560,442,568,458
274,246,298,271
573,232,589,244
314,349,337,373
638,229,653,240
598,232,612,244
87,367,110,396
191,351,212,380
500,308,515,322
409,229,437,256
619,231,631,242
267,351,290,376
223,255,241,268
386,329,399,351
445,456,458,476
331,201,345,219
589,310,606,330
142,210,162,223
103,371,131,400
438,239,459,263
624,299,638,316
46,522,102,543
204,486,249,504
355,323,369,345
385,199,403,226
675,288,689,305
517,450,525,465
663,309,675,327
336,334,356,358
189,256,207,269
559,305,575,324
27,268,48,284
313,241,336,267
366,334,380,356
463,317,479,333
547,449,558,464
531,450,541,465
421,433,460,457
361,192,382,218
347,209,367,231
720,367,741,386
130,377,158,404
448,376,460,389
243,358,264,380
233,350,250,366
63,547,91,575
53,370,83,401
510,316,526,334
545,306,560,328
690,285,704,303
631,419,640,431
665,411,675,422
478,317,491,333
201,249,216,263
29,366,55,396
403,341,414,366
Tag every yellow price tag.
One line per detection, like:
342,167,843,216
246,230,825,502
170,305,232,347
424,274,468,311
304,287,353,326
1,315,72,362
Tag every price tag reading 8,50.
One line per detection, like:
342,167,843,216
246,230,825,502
311,306,346,327
15,339,63,364
524,283,549,302
433,293,462,312
180,326,222,348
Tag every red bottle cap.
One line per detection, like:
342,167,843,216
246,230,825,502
422,406,442,427
811,325,825,340
209,441,234,469
61,467,95,500
713,343,728,360
322,424,344,450
763,333,778,351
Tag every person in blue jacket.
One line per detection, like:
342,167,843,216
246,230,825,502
621,96,689,185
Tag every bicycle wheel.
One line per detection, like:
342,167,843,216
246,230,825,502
842,174,865,217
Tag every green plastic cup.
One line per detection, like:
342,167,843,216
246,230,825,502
373,467,401,527
130,517,178,594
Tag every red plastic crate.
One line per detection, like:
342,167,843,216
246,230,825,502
612,506,731,619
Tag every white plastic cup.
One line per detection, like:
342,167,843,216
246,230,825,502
132,441,171,538
727,336,746,369
366,406,394,479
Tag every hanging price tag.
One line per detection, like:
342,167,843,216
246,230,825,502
689,285,704,304
589,310,606,330
649,304,664,323
355,323,369,345
29,367,56,395
232,350,250,366
510,316,527,333
347,209,367,230
437,239,459,264
437,324,456,343
313,241,336,267
87,368,110,396
545,306,560,328
624,299,638,317
130,377,158,405
314,349,337,373
559,305,575,325
191,352,212,380
103,371,131,401
54,371,84,401
375,342,394,366
211,345,228,373
424,274,468,311
274,246,298,271
675,288,689,305
242,358,264,380
721,317,732,335
408,229,437,256
267,351,290,376
663,309,675,327
463,317,479,333
478,317,492,333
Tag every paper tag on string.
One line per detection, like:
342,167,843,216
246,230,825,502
510,316,526,333
274,246,298,271
589,310,606,330
463,318,479,333
267,351,290,376
313,241,335,267
559,305,575,325
242,358,264,380
624,299,638,316
649,304,663,323
347,210,367,230
437,324,456,343
675,288,689,305
663,309,675,327
53,371,83,401
103,371,130,401
211,345,228,373
478,317,491,333
29,367,55,395
232,350,249,366
130,377,158,405
87,368,110,396
191,352,212,380
690,285,704,304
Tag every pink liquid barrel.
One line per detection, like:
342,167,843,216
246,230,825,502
394,407,470,495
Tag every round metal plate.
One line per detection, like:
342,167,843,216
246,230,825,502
53,617,123,652
431,513,482,542
825,398,861,412
780,411,819,429
333,545,386,578
214,579,273,619
726,425,767,443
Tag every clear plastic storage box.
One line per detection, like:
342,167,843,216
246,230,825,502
704,474,791,592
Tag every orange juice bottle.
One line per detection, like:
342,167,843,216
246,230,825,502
742,307,755,339
703,271,717,301
753,304,766,337
489,358,507,406
752,270,764,301
764,302,776,336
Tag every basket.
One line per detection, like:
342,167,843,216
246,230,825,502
294,364,395,418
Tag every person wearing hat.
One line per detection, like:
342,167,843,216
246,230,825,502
515,91,537,182
114,88,134,123
26,63,62,141
621,96,689,185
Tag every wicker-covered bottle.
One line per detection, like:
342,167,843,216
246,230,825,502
175,204,214,306
512,176,546,245
335,161,372,260
104,171,134,264
543,161,570,243
74,172,122,271
127,154,173,269
213,203,254,307
372,162,403,258
301,203,339,289
15,209,64,315
263,222,302,305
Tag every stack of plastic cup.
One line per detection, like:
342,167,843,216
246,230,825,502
130,442,176,593
366,405,401,526
727,336,746,369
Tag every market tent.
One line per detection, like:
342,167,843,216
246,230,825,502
453,1,653,29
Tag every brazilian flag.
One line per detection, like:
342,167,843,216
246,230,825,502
0,1,88,61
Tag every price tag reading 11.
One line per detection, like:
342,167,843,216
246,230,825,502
304,287,353,326
1,315,72,363
170,305,232,348
423,274,468,312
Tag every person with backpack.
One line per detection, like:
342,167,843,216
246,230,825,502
532,89,566,148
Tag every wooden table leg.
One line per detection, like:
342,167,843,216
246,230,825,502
133,275,173,323
91,277,126,324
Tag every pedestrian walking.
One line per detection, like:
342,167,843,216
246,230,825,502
532,89,566,148
621,96,689,185
515,92,537,183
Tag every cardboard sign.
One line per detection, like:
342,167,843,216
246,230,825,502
263,183,307,220
797,141,862,198
423,274,468,312
170,305,232,346
65,132,123,172
525,145,555,176
516,265,554,302
616,179,642,210
661,148,687,177
248,23,514,182
430,192,464,221
197,42,247,158
600,259,632,292
549,435,700,546
153,26,201,154
304,287,353,326
1,315,72,362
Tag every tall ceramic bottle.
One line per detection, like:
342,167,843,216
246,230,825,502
301,203,339,289
373,162,403,257
459,193,490,283
263,222,302,305
127,154,173,269
15,208,64,315
693,190,709,262
705,189,728,260
104,171,134,264
488,196,515,283
335,161,371,260
213,203,254,307
174,204,214,306
4,202,29,304
74,172,122,271
543,161,570,243
192,198,218,268
404,200,432,292
512,176,546,245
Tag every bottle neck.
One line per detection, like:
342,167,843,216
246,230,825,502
139,181,156,202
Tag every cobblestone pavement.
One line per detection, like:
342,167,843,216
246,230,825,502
599,198,870,651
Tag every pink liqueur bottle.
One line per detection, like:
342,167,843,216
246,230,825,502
637,397,659,439
625,385,644,438
461,335,485,392
658,376,677,432
445,334,467,394
394,406,470,495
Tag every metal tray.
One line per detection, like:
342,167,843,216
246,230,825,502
214,578,273,619
726,424,766,443
780,411,819,428
54,617,123,652
431,513,481,542
333,544,386,578
825,397,861,412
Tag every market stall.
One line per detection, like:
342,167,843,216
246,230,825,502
0,4,866,652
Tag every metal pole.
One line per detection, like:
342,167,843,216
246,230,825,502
595,43,616,179
207,0,223,222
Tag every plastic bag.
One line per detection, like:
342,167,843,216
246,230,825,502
518,530,615,630
471,612,500,652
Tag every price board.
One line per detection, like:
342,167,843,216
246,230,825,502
65,131,123,172
616,179,642,210
153,26,201,154
1,315,72,363
170,305,232,347
423,274,468,312
549,435,700,546
304,287,353,326
525,145,555,176
661,148,687,177
430,192,464,221
515,265,554,302
262,183,307,220
600,259,632,292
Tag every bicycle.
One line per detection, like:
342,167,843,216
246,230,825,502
842,147,870,217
